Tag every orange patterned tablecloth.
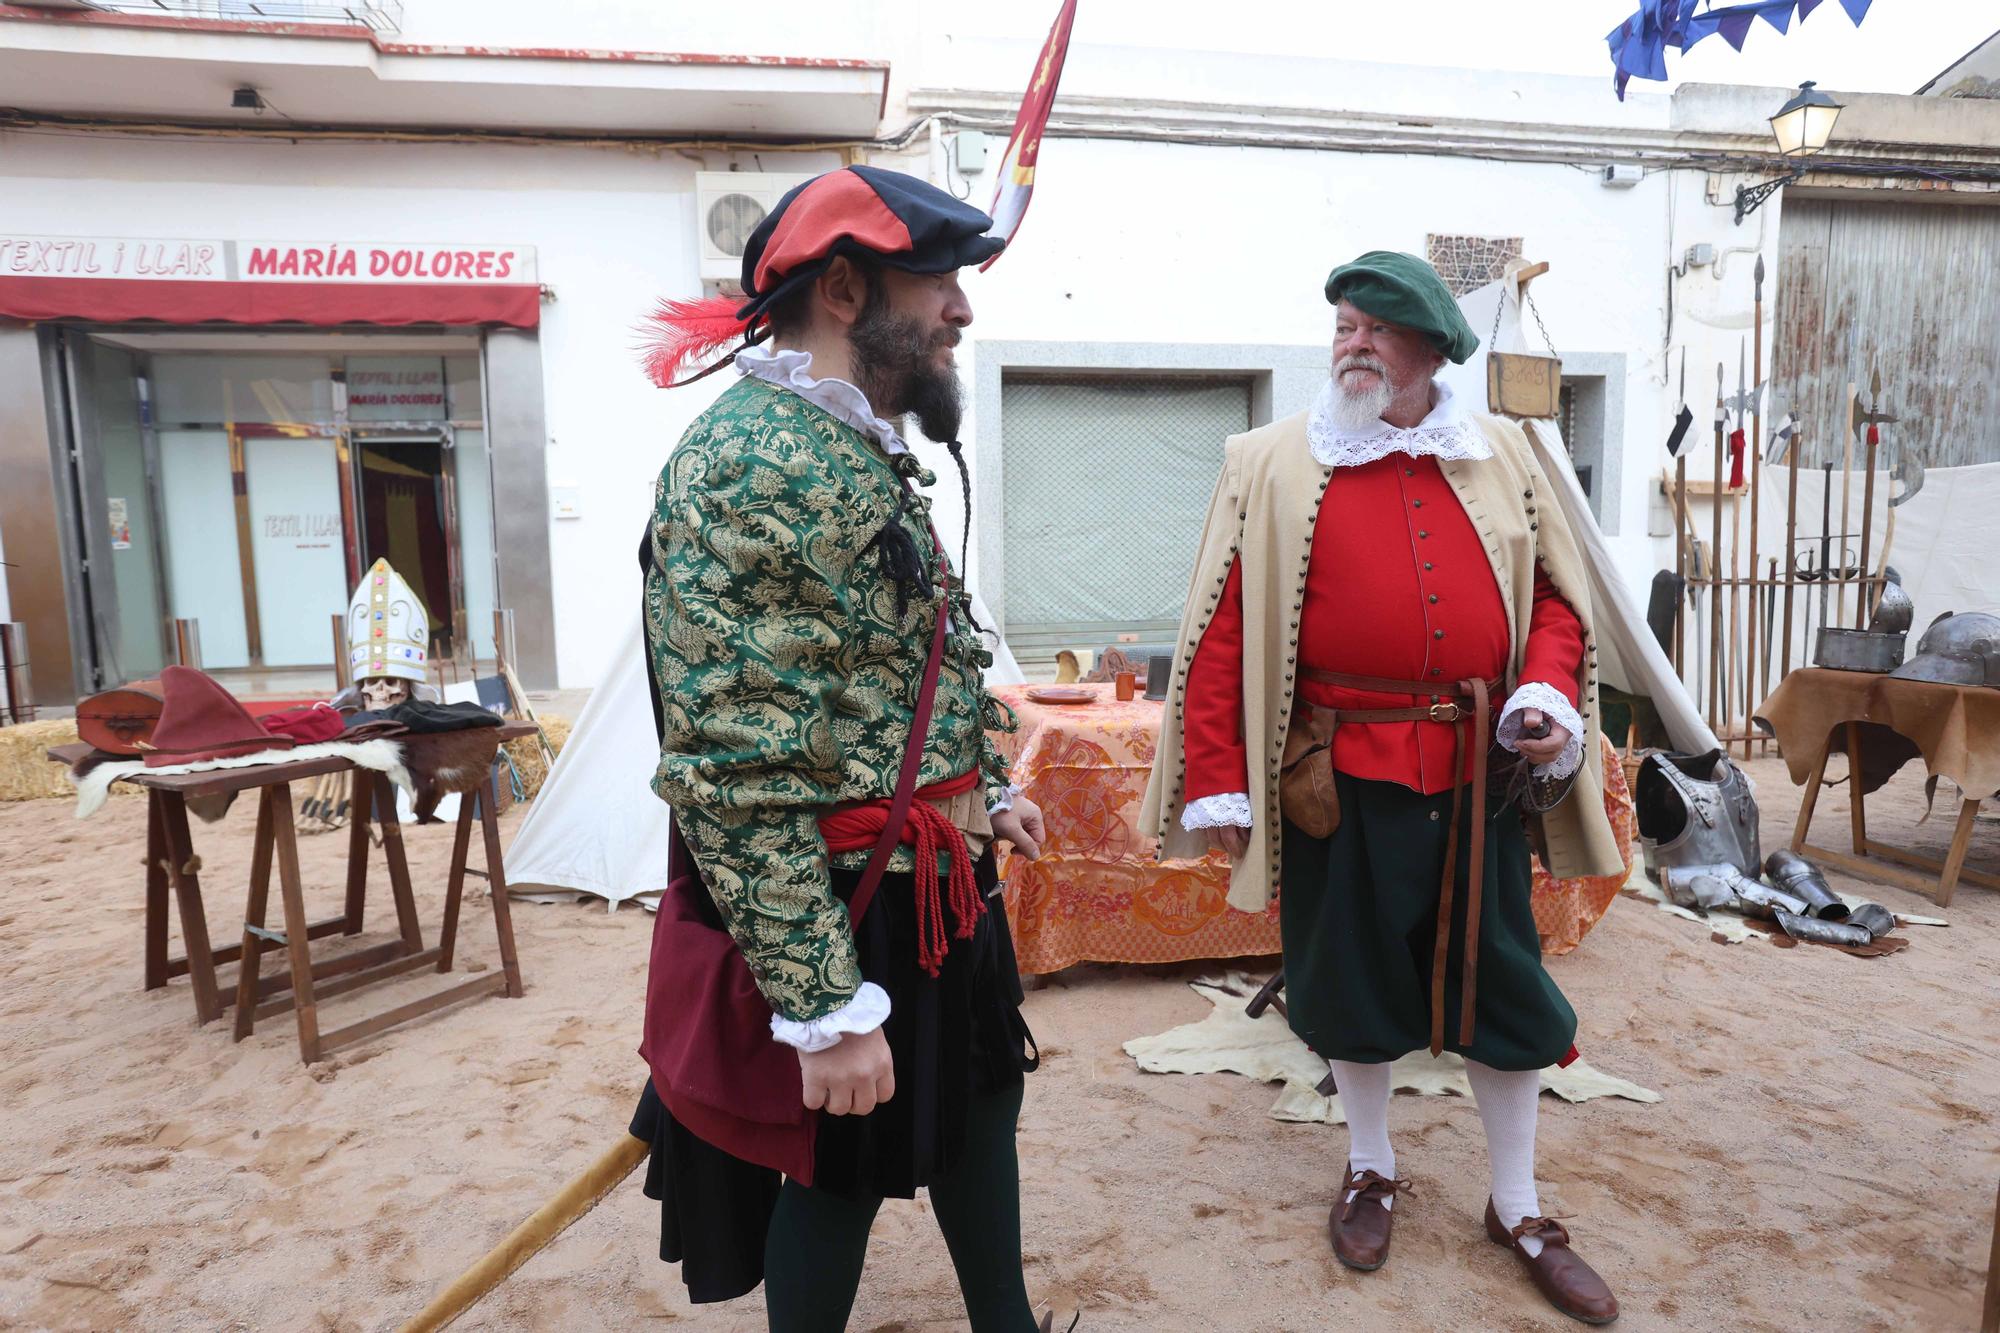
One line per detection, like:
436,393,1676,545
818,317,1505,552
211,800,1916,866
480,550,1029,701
991,684,1278,975
989,685,1634,974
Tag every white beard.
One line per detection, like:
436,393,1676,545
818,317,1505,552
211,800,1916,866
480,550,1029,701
1327,372,1394,433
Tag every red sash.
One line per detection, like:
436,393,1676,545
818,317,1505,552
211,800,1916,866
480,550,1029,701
819,769,985,977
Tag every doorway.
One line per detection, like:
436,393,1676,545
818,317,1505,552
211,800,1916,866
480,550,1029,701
355,431,462,662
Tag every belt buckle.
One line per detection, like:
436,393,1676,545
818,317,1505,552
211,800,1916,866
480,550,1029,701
1427,701,1462,724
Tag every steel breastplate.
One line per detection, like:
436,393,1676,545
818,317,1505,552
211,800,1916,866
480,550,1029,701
1635,750,1761,880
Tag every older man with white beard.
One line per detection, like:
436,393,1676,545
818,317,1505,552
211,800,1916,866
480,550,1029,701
1143,251,1627,1324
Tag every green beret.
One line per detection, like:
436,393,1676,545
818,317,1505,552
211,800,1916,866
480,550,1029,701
1324,250,1480,365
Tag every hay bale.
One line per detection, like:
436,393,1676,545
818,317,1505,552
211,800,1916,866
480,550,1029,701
503,714,570,801
0,720,134,803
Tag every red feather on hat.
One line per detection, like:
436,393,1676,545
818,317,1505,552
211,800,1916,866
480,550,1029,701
639,295,755,388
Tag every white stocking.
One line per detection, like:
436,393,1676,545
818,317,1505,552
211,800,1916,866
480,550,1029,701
1464,1059,1545,1256
1328,1059,1396,1209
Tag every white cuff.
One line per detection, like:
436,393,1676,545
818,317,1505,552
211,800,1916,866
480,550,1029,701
769,982,891,1053
1496,682,1586,780
1182,792,1254,831
987,783,1022,816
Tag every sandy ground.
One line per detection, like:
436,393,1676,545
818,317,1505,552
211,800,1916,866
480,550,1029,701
1,754,1996,1332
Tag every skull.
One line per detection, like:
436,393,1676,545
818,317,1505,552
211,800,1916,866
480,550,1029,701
360,676,411,711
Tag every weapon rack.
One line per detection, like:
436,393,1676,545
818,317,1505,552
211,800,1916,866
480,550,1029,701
1660,369,1905,761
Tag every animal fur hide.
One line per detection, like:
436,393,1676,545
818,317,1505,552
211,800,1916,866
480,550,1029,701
68,738,413,820
1123,973,1662,1125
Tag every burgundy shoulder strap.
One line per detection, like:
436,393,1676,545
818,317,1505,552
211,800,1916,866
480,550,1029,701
845,576,951,925
666,512,956,923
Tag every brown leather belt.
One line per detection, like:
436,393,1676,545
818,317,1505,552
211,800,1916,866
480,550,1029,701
1299,668,1502,1057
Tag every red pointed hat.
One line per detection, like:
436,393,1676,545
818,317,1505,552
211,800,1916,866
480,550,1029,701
641,165,1003,388
142,665,296,768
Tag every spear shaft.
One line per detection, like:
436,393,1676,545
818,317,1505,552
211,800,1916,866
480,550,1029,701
1672,348,1689,679
1782,428,1801,680
1709,364,1726,735
1749,258,1765,749
1838,380,1857,629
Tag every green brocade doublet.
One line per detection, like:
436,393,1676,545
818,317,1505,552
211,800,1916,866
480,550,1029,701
644,375,1013,1023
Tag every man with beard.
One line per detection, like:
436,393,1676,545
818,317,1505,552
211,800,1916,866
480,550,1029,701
630,166,1060,1333
1142,252,1626,1325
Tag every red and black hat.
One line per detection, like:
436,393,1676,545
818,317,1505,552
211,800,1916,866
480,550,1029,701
643,166,1002,388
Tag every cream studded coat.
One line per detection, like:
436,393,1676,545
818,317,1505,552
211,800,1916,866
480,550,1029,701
1139,408,1627,912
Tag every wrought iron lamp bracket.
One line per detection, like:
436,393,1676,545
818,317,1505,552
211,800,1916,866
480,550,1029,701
1734,170,1801,225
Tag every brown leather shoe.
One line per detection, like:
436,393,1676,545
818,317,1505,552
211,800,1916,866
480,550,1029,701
1328,1164,1410,1272
1484,1198,1619,1325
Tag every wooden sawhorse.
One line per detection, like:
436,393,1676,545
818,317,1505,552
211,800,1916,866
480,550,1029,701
233,769,525,1063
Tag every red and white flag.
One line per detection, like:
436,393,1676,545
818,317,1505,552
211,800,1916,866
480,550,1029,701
980,0,1078,269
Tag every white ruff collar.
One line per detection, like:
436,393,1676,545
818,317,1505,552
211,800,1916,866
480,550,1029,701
735,344,907,456
1306,379,1491,469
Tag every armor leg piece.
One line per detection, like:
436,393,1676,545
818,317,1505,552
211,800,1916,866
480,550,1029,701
1763,849,1849,919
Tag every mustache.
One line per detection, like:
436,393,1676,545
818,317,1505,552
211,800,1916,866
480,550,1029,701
1336,354,1387,379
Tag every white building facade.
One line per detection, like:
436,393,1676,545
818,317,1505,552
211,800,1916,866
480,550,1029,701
3,1,1996,705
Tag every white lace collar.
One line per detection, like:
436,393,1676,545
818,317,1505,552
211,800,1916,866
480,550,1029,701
735,343,907,456
1305,378,1491,469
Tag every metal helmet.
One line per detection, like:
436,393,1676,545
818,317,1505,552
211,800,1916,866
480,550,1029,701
1888,611,2000,688
1868,577,1914,636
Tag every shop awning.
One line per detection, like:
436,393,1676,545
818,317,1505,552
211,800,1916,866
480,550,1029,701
0,237,542,327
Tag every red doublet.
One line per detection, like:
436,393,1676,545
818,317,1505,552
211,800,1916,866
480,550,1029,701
1183,452,1583,801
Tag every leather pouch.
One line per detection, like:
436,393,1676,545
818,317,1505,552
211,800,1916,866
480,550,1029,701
1278,705,1340,838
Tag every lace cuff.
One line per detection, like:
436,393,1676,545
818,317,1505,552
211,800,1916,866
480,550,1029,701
769,982,891,1053
1182,792,1254,831
1496,682,1586,780
987,784,1023,816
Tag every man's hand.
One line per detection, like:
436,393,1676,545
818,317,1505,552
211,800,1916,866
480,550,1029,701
1513,708,1571,767
798,1027,895,1116
993,795,1045,860
1206,825,1252,862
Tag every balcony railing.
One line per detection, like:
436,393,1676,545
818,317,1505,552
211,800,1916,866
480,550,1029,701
45,1,403,32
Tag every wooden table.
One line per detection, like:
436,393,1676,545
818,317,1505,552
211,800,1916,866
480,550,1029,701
989,684,1279,976
51,721,531,1062
989,686,1638,971
1756,669,2000,906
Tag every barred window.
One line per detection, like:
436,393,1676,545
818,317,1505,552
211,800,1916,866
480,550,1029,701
999,373,1251,663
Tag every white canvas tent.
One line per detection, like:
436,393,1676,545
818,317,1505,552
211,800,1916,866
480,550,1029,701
1446,265,1722,757
505,590,1025,909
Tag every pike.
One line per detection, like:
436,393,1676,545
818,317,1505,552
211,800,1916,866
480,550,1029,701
1837,380,1858,629
1875,404,1927,605
1771,411,1800,679
1723,340,1759,754
1669,348,1692,676
1709,362,1726,735
1749,256,1767,737
1851,365,1898,627
1818,459,1835,643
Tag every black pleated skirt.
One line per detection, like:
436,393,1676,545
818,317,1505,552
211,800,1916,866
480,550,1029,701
630,848,1037,1304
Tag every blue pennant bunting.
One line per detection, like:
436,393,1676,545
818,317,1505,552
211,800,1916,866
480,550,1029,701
1606,0,1874,99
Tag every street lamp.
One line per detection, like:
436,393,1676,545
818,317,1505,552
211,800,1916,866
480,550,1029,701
1735,81,1844,223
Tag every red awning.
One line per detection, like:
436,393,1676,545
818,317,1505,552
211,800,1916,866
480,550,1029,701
0,277,541,328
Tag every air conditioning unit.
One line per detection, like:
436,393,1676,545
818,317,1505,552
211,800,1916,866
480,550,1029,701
696,172,814,284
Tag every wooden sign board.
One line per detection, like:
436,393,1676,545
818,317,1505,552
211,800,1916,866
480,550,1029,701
1487,351,1562,418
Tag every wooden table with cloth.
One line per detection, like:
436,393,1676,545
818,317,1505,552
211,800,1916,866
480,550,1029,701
1756,668,2000,906
989,683,1635,973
